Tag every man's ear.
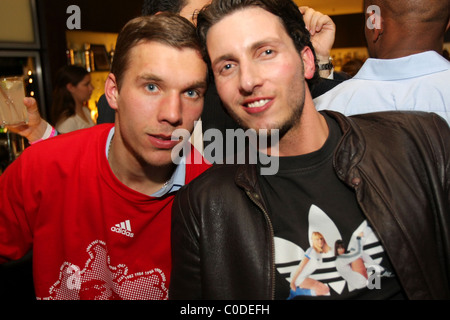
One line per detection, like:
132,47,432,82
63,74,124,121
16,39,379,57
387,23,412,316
368,13,384,43
104,73,119,111
301,47,316,80
372,21,383,43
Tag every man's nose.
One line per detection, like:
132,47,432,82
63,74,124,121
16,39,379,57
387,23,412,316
239,61,262,95
158,92,182,126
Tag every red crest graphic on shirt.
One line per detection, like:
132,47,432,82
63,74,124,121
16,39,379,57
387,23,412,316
45,240,168,300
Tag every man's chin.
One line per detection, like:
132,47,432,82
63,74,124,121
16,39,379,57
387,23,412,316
138,150,177,169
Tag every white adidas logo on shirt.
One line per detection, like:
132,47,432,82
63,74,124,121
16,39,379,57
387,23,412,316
111,220,134,238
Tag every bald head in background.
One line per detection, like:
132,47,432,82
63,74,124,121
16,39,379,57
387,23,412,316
364,0,450,58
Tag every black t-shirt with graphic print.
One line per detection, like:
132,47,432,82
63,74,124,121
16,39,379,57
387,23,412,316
258,114,406,300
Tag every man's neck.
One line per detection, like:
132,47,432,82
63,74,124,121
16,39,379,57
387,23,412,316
277,99,329,158
375,24,444,59
108,135,175,196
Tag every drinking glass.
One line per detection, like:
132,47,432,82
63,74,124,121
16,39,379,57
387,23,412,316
0,76,28,127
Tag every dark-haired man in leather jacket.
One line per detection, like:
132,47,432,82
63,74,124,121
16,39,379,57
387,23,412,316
169,0,450,300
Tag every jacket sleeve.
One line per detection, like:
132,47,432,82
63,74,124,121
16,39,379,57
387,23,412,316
169,183,202,299
428,114,450,293
430,114,450,219
437,116,450,210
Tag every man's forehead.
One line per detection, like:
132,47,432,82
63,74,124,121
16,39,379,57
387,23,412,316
209,7,285,37
207,7,289,53
131,40,202,58
128,41,207,82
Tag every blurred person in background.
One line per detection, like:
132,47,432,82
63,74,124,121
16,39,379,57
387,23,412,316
50,65,94,133
315,0,450,124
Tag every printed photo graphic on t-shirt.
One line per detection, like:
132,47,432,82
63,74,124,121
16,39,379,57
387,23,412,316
275,205,395,300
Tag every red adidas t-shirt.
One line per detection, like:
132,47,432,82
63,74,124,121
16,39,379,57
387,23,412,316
0,124,210,300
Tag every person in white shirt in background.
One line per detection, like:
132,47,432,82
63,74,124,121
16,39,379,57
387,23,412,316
50,65,95,133
314,0,450,125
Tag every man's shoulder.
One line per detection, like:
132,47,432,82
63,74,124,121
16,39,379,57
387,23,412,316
335,111,450,154
185,163,244,192
313,78,359,110
194,163,242,180
327,110,449,146
349,110,447,127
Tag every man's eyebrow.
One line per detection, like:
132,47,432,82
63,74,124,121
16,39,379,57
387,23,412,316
212,54,235,67
138,73,162,82
249,38,282,51
211,38,282,67
185,80,208,91
138,73,207,91
187,80,208,90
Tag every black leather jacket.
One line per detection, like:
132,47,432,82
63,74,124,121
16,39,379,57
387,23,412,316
170,111,450,300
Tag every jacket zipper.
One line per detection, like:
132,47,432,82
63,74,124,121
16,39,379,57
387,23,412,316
245,190,276,300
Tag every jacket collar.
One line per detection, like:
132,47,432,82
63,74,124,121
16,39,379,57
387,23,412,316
324,111,366,187
235,163,260,194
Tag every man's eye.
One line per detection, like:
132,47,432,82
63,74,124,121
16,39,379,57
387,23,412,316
261,49,273,57
185,90,202,99
146,84,158,92
185,90,199,98
220,63,234,74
